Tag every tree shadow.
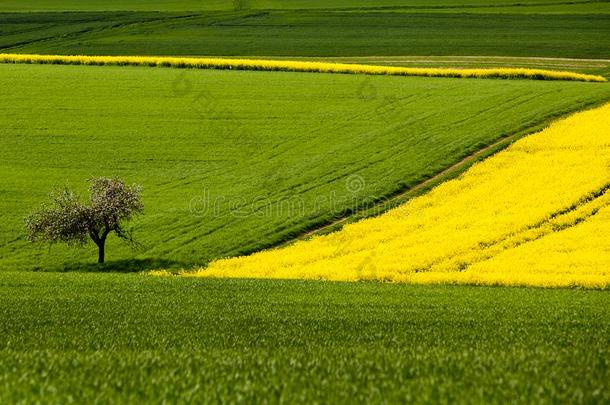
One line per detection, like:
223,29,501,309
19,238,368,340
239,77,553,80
44,258,192,273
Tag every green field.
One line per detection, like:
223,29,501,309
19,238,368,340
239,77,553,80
1,0,610,402
2,0,610,12
2,11,609,59
2,0,610,61
2,63,610,271
0,272,608,402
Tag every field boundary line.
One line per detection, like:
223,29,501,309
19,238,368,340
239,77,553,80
281,100,610,245
0,53,605,82
226,55,610,63
293,133,526,241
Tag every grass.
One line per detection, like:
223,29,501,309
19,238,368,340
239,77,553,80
0,272,608,403
2,64,610,271
1,11,609,59
2,0,609,12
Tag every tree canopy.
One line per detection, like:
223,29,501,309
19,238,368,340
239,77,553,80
25,177,143,264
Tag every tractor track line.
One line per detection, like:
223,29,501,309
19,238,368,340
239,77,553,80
281,100,610,245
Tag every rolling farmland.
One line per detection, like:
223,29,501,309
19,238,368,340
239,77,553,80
2,11,609,60
2,0,609,11
1,0,610,402
2,63,610,271
199,103,610,288
2,0,610,62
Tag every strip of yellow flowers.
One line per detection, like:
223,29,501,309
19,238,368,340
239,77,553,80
190,103,610,288
0,53,606,82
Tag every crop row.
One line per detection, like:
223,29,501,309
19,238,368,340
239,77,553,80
192,103,610,288
0,53,606,82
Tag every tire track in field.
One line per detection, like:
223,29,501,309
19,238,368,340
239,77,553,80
172,98,608,258
291,100,610,243
0,13,200,51
293,132,524,241
319,0,600,12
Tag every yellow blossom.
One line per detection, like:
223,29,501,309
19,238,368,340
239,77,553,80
0,53,605,82
192,103,610,289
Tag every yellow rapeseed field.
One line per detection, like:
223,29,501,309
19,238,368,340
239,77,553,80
0,53,606,82
193,103,610,288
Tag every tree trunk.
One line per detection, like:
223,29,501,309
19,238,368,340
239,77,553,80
98,241,105,264
90,228,109,265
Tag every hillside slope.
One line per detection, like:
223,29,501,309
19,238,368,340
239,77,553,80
198,103,610,288
2,11,609,59
2,0,609,61
1,63,610,270
2,0,610,12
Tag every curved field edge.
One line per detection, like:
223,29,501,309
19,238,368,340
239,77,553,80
0,53,605,82
290,100,607,242
3,63,610,271
255,97,610,247
184,103,610,289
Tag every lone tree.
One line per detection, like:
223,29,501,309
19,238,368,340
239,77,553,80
25,177,143,264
